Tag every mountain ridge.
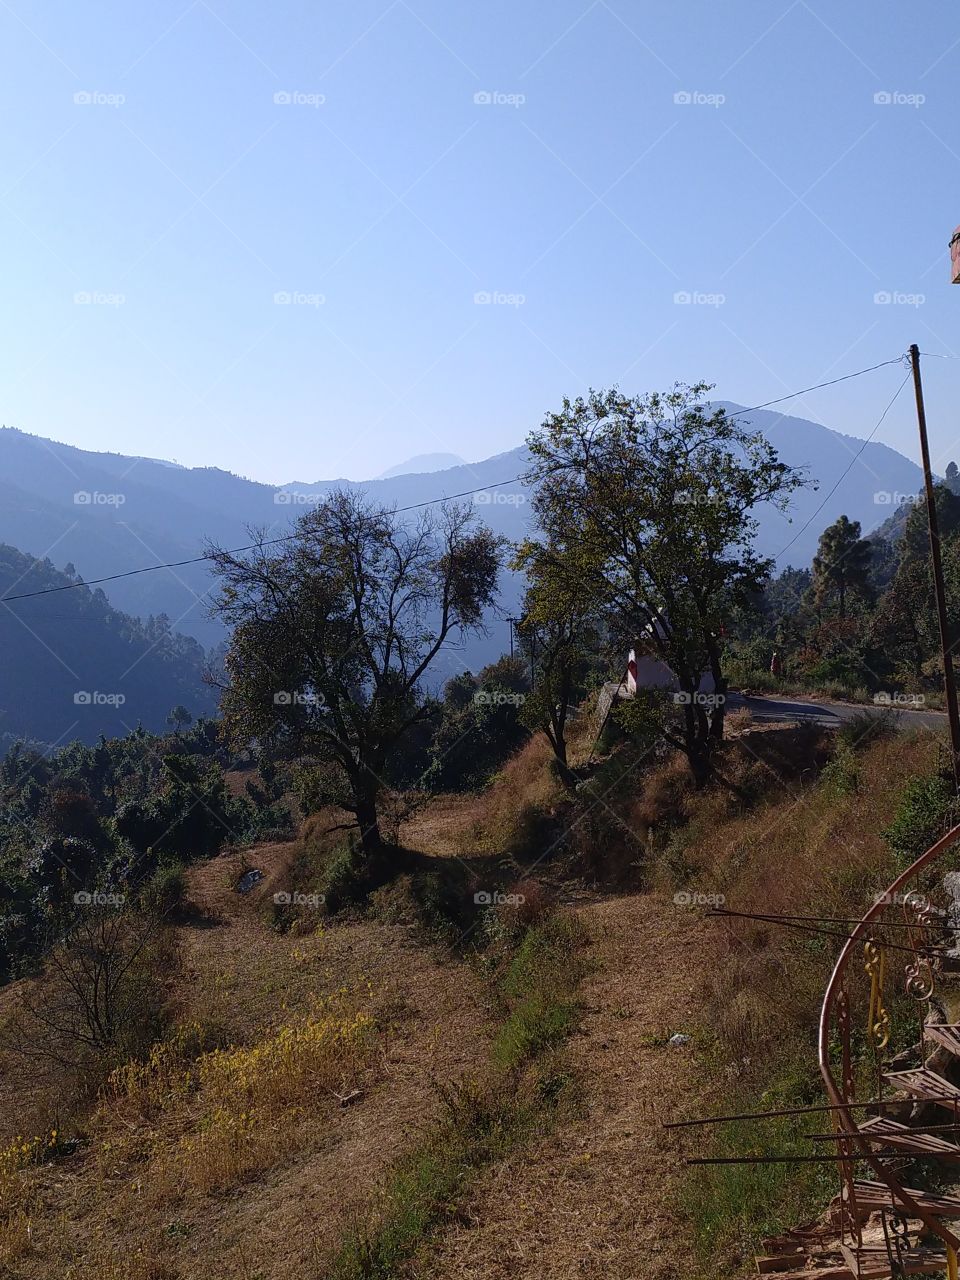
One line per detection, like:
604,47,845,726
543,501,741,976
0,408,927,657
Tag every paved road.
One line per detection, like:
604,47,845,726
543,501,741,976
729,692,950,734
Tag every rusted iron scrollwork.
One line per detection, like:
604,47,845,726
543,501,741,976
902,890,941,1000
820,822,960,1270
880,1208,912,1280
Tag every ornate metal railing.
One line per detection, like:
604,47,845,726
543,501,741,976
819,820,960,1277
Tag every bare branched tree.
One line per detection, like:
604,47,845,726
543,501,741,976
209,491,504,856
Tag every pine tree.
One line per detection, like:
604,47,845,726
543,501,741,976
811,515,872,619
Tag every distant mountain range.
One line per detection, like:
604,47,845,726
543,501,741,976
0,407,929,726
376,452,467,479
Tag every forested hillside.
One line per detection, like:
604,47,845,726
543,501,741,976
0,545,218,748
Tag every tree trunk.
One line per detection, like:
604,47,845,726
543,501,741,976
353,777,382,856
553,740,578,791
704,637,727,742
680,696,713,787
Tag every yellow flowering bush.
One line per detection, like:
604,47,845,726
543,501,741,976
177,1004,376,1191
0,1129,61,1260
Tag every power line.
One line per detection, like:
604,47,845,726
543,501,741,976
0,477,525,603
0,353,910,608
773,368,913,561
723,356,906,422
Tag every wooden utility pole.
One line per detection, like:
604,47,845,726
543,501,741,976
910,343,960,789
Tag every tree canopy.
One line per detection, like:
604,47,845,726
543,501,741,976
521,383,806,780
210,491,504,852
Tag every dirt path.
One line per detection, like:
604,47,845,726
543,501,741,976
419,890,719,1280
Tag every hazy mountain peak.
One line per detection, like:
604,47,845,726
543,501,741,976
376,452,467,479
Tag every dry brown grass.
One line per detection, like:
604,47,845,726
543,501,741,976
399,734,563,862
658,730,939,1068
420,892,716,1280
724,705,753,734
0,837,496,1280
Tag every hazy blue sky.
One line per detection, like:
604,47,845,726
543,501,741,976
1,1,958,483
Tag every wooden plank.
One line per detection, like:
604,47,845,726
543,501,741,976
756,1269,851,1280
850,1178,960,1216
839,1239,955,1278
756,1253,806,1273
859,1114,960,1157
883,1067,960,1104
924,1023,960,1056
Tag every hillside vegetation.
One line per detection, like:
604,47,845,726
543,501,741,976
0,702,952,1278
0,544,217,748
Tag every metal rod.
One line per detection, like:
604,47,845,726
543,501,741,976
687,1153,901,1165
707,908,939,957
911,342,960,791
714,912,942,929
664,1098,925,1130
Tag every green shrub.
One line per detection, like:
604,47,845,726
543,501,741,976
493,915,587,1070
837,708,898,753
326,909,586,1279
139,862,188,917
819,741,859,796
317,838,372,913
882,771,960,867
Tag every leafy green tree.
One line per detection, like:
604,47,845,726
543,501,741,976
871,490,960,686
512,545,600,786
901,485,960,563
210,492,503,855
166,705,193,734
867,535,898,595
810,515,873,620
522,384,804,783
423,657,529,793
871,557,931,681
